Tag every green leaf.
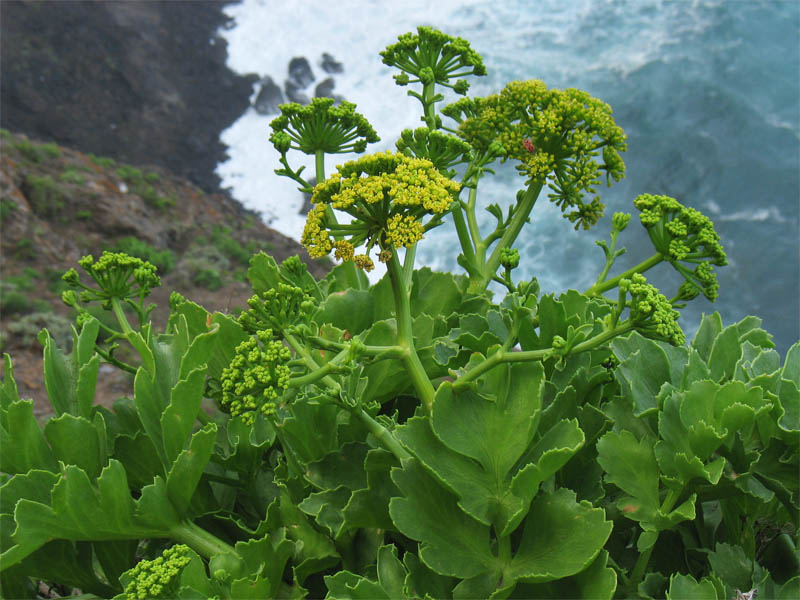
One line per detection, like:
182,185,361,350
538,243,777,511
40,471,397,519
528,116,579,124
161,367,208,465
397,363,557,535
666,573,719,599
278,399,341,468
707,542,752,598
233,530,296,599
132,367,167,467
44,413,107,480
597,430,660,521
264,486,339,584
39,325,100,419
3,461,155,569
0,354,20,412
166,425,217,515
306,442,369,491
402,551,456,599
298,487,350,538
783,342,800,388
248,251,282,295
324,544,407,599
708,325,743,382
325,571,390,599
0,400,58,474
359,320,409,404
343,449,400,531
692,313,723,363
611,333,687,416
511,550,616,599
12,540,117,597
112,431,164,488
314,289,374,334
389,458,494,579
507,488,612,583
178,323,219,381
410,268,464,320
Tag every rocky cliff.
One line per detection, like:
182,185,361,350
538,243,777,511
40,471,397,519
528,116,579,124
1,0,254,195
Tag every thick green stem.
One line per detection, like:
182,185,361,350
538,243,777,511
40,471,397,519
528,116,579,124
451,203,476,267
584,253,664,297
170,520,236,559
451,322,634,392
467,181,543,294
422,82,438,130
386,252,435,414
403,244,417,290
357,410,411,461
315,149,326,183
111,297,135,336
284,332,410,461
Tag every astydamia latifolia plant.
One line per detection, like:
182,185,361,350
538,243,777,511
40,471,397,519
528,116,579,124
1,27,797,600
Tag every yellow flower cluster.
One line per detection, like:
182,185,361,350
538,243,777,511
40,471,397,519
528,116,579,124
301,151,461,269
302,204,333,259
333,240,355,261
354,254,375,272
386,213,425,248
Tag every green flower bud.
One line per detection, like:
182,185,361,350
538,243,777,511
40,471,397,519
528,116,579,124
500,247,520,270
612,212,631,231
61,289,78,307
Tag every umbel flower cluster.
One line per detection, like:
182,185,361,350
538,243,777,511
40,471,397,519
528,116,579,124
269,97,379,155
121,544,192,599
62,251,160,307
444,79,627,230
239,282,317,334
620,273,685,346
302,151,460,270
380,26,486,92
219,330,292,424
633,193,727,301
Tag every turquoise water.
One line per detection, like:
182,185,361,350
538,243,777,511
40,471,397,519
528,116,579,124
218,0,799,354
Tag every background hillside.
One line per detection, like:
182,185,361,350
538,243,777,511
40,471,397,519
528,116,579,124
0,131,329,418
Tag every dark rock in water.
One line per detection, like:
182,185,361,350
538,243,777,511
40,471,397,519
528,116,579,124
321,52,344,74
285,80,310,105
0,0,255,196
314,77,336,99
288,57,314,88
254,75,285,114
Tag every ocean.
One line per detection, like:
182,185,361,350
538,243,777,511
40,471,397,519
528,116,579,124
215,0,800,356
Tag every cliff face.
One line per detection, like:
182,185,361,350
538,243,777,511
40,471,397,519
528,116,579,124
0,131,328,417
0,0,255,195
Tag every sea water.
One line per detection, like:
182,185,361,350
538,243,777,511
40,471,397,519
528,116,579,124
216,0,799,355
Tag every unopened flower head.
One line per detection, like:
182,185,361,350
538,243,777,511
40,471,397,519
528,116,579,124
301,151,460,269
122,544,192,599
239,283,317,334
219,330,292,424
381,26,486,91
269,97,379,155
62,251,161,306
621,273,685,346
633,194,726,301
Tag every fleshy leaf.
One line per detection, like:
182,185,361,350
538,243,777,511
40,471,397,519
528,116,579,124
511,550,616,599
666,573,719,599
44,413,107,480
165,425,217,515
389,458,494,579
507,488,612,583
0,400,58,474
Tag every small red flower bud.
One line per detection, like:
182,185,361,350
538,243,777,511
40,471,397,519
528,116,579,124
522,139,536,153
